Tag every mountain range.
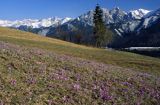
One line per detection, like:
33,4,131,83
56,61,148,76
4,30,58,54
0,7,160,47
0,17,72,28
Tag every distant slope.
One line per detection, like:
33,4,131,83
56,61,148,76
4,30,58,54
0,27,160,104
130,18,160,47
0,27,160,76
112,17,160,48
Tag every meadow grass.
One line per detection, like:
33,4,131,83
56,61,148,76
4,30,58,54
0,27,160,76
0,27,160,104
0,41,159,104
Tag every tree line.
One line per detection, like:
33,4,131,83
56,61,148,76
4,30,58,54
48,4,113,48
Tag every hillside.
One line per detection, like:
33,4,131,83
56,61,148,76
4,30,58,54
0,27,160,104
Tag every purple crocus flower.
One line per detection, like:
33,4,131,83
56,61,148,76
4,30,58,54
139,87,146,96
48,100,53,105
27,77,36,84
122,81,132,87
99,87,112,101
10,79,16,86
62,96,70,102
73,84,80,90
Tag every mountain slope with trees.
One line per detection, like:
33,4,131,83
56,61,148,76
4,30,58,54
0,7,159,48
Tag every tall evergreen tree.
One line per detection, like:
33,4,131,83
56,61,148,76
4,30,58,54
93,4,113,47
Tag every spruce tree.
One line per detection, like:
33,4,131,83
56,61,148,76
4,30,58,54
93,4,113,47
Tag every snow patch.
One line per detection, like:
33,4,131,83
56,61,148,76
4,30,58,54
0,17,72,28
129,9,150,19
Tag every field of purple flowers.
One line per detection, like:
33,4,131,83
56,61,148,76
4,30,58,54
0,41,160,105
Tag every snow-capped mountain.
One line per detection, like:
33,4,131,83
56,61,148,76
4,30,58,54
0,8,151,36
1,7,159,47
45,7,160,47
71,7,127,26
111,8,160,47
128,9,150,20
0,20,13,27
108,7,127,23
46,8,151,37
0,17,72,28
138,8,160,30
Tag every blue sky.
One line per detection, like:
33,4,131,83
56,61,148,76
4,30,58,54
0,0,159,20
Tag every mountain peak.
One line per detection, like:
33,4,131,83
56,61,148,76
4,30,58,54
128,9,150,19
113,7,120,10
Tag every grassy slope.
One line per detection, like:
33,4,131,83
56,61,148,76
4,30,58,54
0,41,160,105
0,27,160,76
0,27,160,104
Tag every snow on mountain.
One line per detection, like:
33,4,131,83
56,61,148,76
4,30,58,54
136,8,160,31
0,20,13,27
1,7,157,37
39,17,61,27
68,7,143,35
142,16,159,28
75,10,94,26
144,8,160,18
111,9,151,34
128,9,150,19
0,17,72,28
108,7,127,23
45,8,152,37
61,17,73,24
70,7,127,29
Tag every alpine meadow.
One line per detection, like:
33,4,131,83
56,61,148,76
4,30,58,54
0,0,160,105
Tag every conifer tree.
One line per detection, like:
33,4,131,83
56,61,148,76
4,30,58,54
93,4,113,47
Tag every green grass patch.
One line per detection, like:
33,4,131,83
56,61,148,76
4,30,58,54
0,27,160,76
